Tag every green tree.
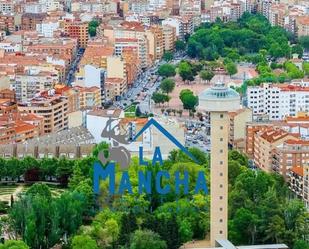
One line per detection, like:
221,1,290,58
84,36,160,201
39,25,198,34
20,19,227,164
0,240,29,249
264,215,286,243
130,230,167,249
303,62,309,76
225,62,237,76
291,44,304,58
26,183,52,200
199,70,214,82
160,78,175,94
157,64,176,78
178,61,194,82
231,208,258,244
299,36,309,50
152,92,170,106
119,212,138,246
72,235,99,249
88,20,100,37
293,240,309,249
179,89,198,110
175,40,186,51
163,51,173,61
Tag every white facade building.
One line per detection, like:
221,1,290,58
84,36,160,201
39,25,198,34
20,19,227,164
36,22,59,38
247,83,309,120
162,17,182,38
0,42,22,52
24,3,47,13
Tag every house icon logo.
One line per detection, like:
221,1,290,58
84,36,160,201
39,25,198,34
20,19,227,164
93,118,207,196
98,118,198,170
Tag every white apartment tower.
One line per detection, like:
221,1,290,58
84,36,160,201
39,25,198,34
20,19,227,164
247,83,309,120
198,83,240,247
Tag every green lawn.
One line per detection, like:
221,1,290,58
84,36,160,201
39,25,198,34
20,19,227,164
0,186,17,196
124,104,136,117
0,184,66,197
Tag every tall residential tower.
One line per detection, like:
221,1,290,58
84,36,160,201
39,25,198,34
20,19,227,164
198,83,240,247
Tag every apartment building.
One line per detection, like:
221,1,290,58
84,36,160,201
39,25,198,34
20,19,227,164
253,128,298,172
146,25,164,61
288,166,304,201
18,94,69,134
273,139,309,179
36,21,59,38
12,70,58,102
0,14,16,33
0,120,39,145
115,38,139,56
24,3,47,13
247,83,309,120
64,21,88,48
246,122,274,158
296,16,309,38
54,84,79,113
122,47,140,87
80,43,114,69
103,21,149,68
162,24,176,51
0,0,14,13
0,112,44,144
304,164,309,208
105,78,127,101
21,13,46,31
106,56,126,80
74,86,101,109
228,108,252,151
27,39,78,61
0,89,17,114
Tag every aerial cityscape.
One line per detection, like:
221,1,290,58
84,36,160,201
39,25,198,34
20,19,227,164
0,0,309,248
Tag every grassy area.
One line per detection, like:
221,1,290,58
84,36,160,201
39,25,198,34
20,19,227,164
124,104,136,117
0,184,66,197
0,186,17,196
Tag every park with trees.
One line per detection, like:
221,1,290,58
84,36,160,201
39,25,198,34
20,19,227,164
0,145,308,249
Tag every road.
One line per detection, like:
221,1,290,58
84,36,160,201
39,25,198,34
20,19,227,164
114,61,164,112
65,48,85,86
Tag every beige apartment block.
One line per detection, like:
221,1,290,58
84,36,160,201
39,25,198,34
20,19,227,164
253,128,299,172
146,25,164,61
77,86,101,109
162,24,176,51
107,56,126,79
296,16,309,37
12,71,58,102
228,108,252,151
304,164,309,209
273,139,309,179
105,78,127,101
18,94,68,134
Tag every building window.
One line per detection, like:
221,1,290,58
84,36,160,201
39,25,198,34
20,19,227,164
220,149,223,153
219,230,223,234
220,114,223,118
220,161,223,165
220,138,223,142
220,219,223,223
220,173,223,176
220,126,223,130
220,196,223,200
220,207,223,211
220,184,223,188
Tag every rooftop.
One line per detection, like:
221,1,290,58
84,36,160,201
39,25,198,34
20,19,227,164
25,126,94,146
290,166,304,177
199,82,240,100
87,108,123,118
